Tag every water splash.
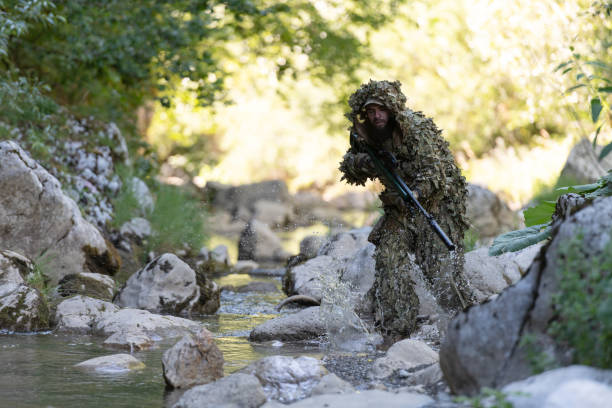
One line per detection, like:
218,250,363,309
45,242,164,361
317,268,381,352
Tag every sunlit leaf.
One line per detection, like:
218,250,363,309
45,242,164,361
599,141,612,162
593,125,603,147
489,223,552,256
557,182,601,194
524,201,556,227
591,98,603,123
566,84,586,93
554,61,573,72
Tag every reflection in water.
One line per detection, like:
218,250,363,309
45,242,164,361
0,275,322,408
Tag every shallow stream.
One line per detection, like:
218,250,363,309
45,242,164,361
0,274,323,408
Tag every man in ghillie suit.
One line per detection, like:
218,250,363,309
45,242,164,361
339,80,474,340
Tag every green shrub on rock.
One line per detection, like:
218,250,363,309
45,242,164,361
549,231,612,369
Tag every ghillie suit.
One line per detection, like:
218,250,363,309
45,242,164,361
339,80,474,339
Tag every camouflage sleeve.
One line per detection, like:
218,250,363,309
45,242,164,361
399,134,448,204
339,147,376,186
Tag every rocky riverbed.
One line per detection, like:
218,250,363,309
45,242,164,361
2,138,612,408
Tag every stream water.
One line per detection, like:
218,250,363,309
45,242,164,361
0,274,323,408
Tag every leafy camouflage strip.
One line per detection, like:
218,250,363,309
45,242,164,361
339,80,474,338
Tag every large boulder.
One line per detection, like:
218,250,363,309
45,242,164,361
57,272,116,301
0,250,49,332
173,373,267,408
260,390,434,408
370,339,439,379
162,328,224,389
466,183,521,240
253,200,295,229
95,308,202,349
115,253,219,315
238,219,290,263
55,295,119,333
559,138,612,184
464,243,542,302
440,195,612,395
0,141,120,284
241,356,327,403
502,365,612,408
249,307,325,342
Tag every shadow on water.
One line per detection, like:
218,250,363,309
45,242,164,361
0,274,323,408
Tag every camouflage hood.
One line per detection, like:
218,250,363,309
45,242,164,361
346,79,407,124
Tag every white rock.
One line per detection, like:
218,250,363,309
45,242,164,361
114,253,199,315
311,373,354,396
371,339,439,379
0,141,120,284
173,373,267,408
55,295,119,333
130,177,154,215
260,390,433,408
120,217,152,241
95,308,201,340
241,356,327,403
75,354,145,373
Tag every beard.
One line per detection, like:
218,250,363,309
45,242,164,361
365,118,394,145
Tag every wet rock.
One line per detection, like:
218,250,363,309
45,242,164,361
466,183,521,239
241,356,327,403
260,390,433,408
299,235,325,259
238,219,290,263
95,308,201,343
249,306,325,342
440,195,612,395
464,243,542,302
316,227,371,260
115,253,218,315
371,339,439,379
0,282,49,332
55,295,119,333
311,373,354,395
559,138,612,184
119,217,152,243
58,272,115,301
103,331,154,351
502,365,612,408
283,255,342,301
173,373,266,408
0,141,120,284
162,328,224,389
75,354,145,373
340,242,376,314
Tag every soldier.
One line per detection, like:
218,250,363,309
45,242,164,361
339,80,474,340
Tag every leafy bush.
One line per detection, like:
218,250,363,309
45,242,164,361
549,231,612,368
145,183,208,255
489,171,612,255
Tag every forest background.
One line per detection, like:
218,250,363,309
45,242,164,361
2,0,611,211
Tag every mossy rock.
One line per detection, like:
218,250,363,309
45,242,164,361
58,273,115,301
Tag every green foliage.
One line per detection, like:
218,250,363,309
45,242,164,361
26,253,56,300
463,227,480,252
490,171,612,255
556,1,612,159
145,183,208,255
454,387,521,408
523,201,556,227
549,231,612,368
489,224,552,256
109,167,145,228
519,333,559,374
